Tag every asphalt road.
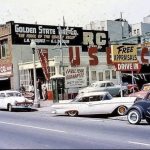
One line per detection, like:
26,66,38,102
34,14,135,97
0,110,150,149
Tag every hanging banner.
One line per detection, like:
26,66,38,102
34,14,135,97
37,49,50,80
65,67,87,88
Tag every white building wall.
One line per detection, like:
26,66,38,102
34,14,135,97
131,22,150,36
143,15,150,23
84,20,129,42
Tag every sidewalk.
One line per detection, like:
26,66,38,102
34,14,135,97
34,100,54,112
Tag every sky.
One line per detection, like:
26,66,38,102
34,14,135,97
0,0,150,27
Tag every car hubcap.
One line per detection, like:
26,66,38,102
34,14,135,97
118,106,126,115
128,112,138,124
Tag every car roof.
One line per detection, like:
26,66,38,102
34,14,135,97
79,91,109,97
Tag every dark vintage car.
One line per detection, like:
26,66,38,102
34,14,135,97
125,97,150,124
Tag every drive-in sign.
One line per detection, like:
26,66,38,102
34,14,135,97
114,63,141,71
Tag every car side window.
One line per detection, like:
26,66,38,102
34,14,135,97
106,83,112,87
78,97,89,102
100,83,105,87
89,96,103,102
103,94,112,100
0,93,5,97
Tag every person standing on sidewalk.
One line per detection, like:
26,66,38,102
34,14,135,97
42,82,48,100
37,78,43,99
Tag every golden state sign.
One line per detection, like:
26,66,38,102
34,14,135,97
111,45,138,63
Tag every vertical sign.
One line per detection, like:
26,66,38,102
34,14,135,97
37,49,50,80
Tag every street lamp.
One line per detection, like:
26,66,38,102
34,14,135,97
30,40,40,108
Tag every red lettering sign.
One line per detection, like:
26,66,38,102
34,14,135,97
114,63,141,72
88,47,98,65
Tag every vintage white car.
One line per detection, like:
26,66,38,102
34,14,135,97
51,91,137,117
78,81,128,97
0,90,33,112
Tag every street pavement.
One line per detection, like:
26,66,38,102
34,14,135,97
35,100,128,121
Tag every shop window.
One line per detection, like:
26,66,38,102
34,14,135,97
91,71,97,81
134,29,136,34
20,69,31,91
105,70,110,80
0,40,8,59
49,66,55,78
112,70,117,79
98,72,103,81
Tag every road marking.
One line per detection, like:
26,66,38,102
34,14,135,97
128,141,150,147
0,121,66,133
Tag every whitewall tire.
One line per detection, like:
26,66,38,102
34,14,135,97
127,109,141,124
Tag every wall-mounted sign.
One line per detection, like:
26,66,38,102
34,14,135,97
11,23,83,45
82,30,108,52
65,67,87,88
114,63,141,72
111,45,138,63
0,64,13,77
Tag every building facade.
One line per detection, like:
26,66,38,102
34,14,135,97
0,21,120,99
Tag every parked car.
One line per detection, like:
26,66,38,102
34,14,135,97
78,81,128,97
127,84,139,94
126,97,150,125
22,91,34,100
128,83,150,100
51,91,137,117
0,90,33,112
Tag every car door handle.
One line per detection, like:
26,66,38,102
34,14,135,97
88,103,93,106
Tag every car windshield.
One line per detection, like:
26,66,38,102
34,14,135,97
6,92,22,97
89,83,98,87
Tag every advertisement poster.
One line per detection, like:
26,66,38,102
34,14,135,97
65,67,87,88
111,45,138,63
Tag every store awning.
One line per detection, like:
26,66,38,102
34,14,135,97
50,74,65,79
0,77,9,81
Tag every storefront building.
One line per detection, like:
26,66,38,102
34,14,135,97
0,21,122,99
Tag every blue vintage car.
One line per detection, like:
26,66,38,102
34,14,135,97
126,97,150,124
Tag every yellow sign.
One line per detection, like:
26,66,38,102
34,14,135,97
111,45,138,63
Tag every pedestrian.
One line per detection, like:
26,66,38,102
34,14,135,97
19,84,26,93
42,82,48,100
37,78,43,99
28,82,34,93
